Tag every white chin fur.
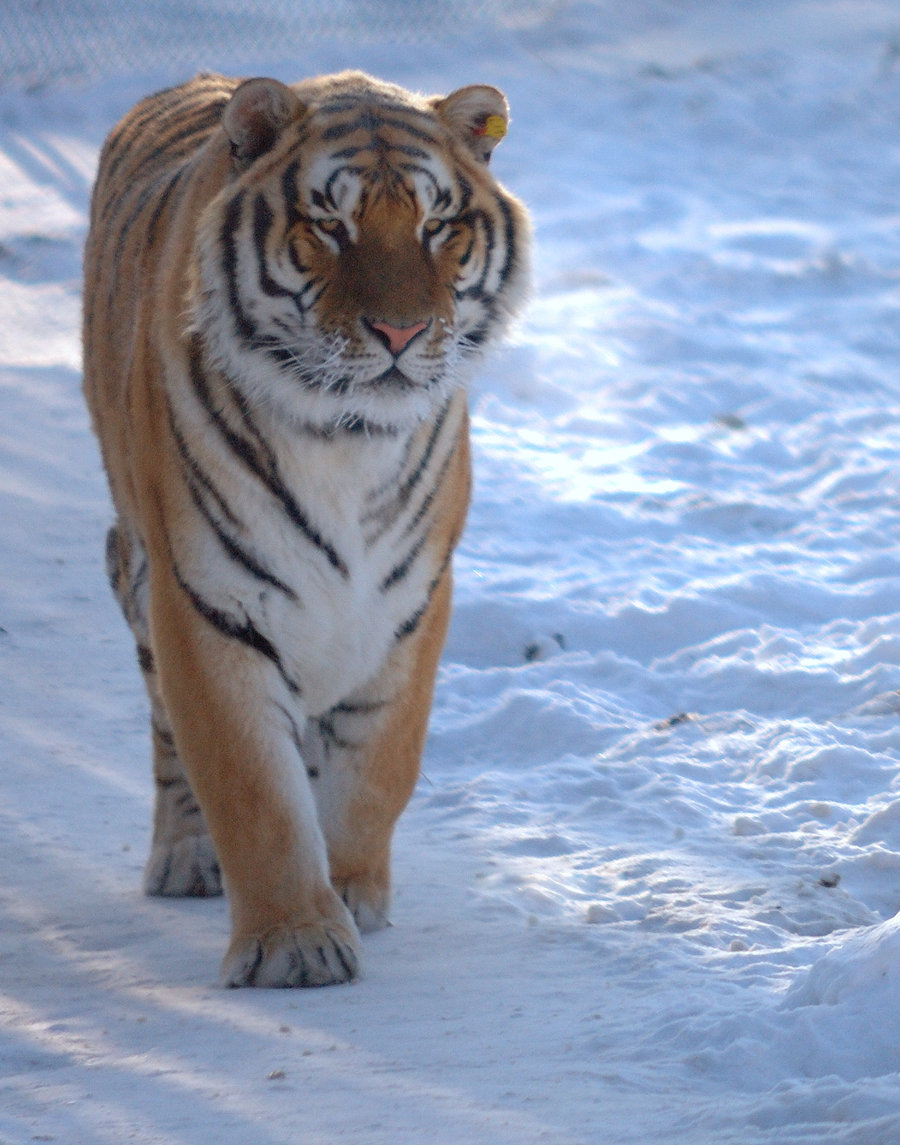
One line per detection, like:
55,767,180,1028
199,313,484,433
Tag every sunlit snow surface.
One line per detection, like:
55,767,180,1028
3,3,900,1143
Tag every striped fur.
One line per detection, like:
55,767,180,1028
83,70,529,987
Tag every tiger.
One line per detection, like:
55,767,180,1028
82,69,530,988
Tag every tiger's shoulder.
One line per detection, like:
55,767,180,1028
91,73,238,200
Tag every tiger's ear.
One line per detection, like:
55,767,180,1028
222,78,304,167
432,84,510,164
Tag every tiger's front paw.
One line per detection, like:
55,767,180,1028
222,919,362,988
334,873,391,935
144,835,222,897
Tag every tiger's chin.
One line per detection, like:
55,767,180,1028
372,364,419,391
239,349,470,436
303,381,457,436
340,363,461,431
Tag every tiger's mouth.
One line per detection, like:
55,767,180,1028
370,365,418,391
252,340,425,396
238,328,458,431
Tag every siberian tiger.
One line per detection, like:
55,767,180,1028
82,69,530,987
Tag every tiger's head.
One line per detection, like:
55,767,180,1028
192,70,530,432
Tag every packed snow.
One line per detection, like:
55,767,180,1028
2,1,900,1141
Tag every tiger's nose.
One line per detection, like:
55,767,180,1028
367,319,429,355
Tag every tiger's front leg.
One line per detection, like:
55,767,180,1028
311,571,454,935
149,560,361,989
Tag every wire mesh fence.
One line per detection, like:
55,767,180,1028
0,0,555,88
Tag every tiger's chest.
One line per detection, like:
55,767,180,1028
256,510,426,715
167,399,461,718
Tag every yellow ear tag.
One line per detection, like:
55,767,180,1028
482,114,507,140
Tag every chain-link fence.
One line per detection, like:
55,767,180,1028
1,0,556,88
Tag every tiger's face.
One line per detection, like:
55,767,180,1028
193,71,530,433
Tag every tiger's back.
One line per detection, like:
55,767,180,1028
83,69,529,988
84,74,239,478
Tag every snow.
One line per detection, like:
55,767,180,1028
3,1,900,1141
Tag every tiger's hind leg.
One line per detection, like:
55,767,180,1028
106,523,222,898
143,705,222,897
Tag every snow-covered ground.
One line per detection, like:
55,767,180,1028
3,2,900,1141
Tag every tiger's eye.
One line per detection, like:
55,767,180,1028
316,218,348,242
423,218,447,237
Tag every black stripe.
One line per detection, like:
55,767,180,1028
369,113,439,144
252,193,295,299
102,96,226,201
166,531,301,696
276,703,318,778
108,82,215,147
289,254,317,294
332,699,388,715
184,467,299,601
109,159,190,266
257,338,333,378
102,84,181,158
455,196,517,303
277,703,305,753
295,279,328,315
107,182,161,259
495,195,519,291
324,165,364,204
402,434,458,539
463,321,491,348
389,143,431,160
151,717,176,752
105,524,123,592
330,145,368,160
380,526,431,592
169,402,241,529
395,543,454,641
291,416,397,441
458,210,495,298
320,120,360,142
364,434,416,507
290,272,322,311
188,342,349,577
396,399,452,502
129,556,149,623
433,185,454,211
362,400,452,542
380,427,459,587
282,160,303,228
221,192,256,342
455,174,474,215
145,165,187,247
321,111,438,146
168,387,241,525
397,162,444,201
314,712,357,753
131,115,220,173
457,233,475,269
318,97,434,117
337,416,395,436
